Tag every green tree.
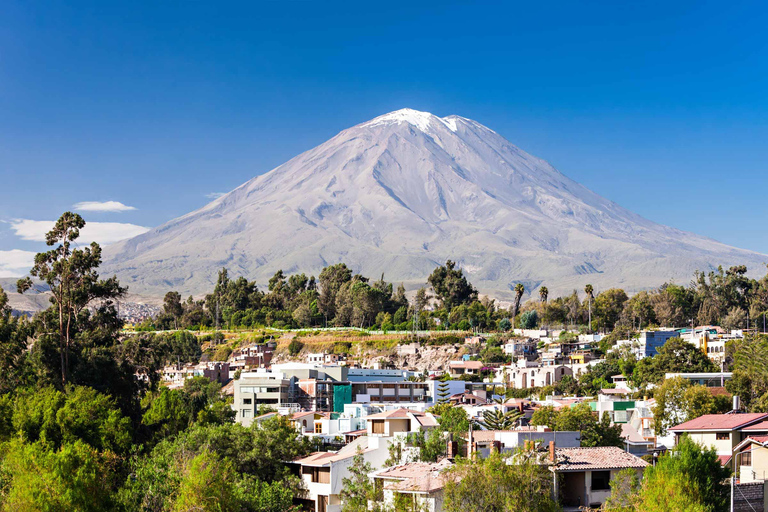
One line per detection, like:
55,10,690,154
163,291,183,329
511,283,525,327
633,337,717,388
11,385,132,454
479,409,522,430
288,337,304,356
171,449,240,512
603,467,640,512
0,439,118,512
531,403,623,447
340,447,379,512
636,436,730,512
520,310,539,329
653,377,731,435
427,261,478,310
16,212,125,385
443,450,559,512
585,284,594,331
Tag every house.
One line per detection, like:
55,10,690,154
669,413,768,469
291,411,326,434
372,460,454,512
294,436,392,512
366,408,438,437
733,435,768,483
233,371,291,426
447,360,485,378
620,424,655,456
448,392,487,406
552,446,648,509
616,330,677,358
504,364,573,389
462,427,581,458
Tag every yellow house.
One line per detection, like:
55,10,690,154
734,435,768,482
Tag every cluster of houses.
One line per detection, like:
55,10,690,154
154,326,760,511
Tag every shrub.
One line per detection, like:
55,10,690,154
288,339,304,356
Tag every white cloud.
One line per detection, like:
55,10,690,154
73,201,137,212
0,249,36,277
9,219,150,245
205,192,226,200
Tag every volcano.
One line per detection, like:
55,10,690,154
102,109,767,299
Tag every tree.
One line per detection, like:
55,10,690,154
437,381,451,404
633,337,717,388
511,283,525,327
653,377,731,435
172,449,240,512
539,286,548,304
520,310,539,329
16,212,125,385
728,334,768,411
531,403,623,447
479,409,522,430
603,467,640,512
340,447,378,512
163,291,183,329
443,450,559,512
288,337,304,356
0,438,119,512
318,263,353,325
0,287,32,394
635,436,730,512
10,385,132,454
585,284,594,331
593,288,629,331
427,261,477,310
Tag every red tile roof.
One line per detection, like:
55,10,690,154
669,413,768,432
717,455,732,467
743,420,768,431
554,447,649,471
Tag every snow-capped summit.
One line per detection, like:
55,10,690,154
362,108,457,132
102,109,767,298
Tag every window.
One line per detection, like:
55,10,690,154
243,398,252,405
742,451,752,466
591,471,611,491
241,409,253,418
303,466,330,484
371,420,385,434
716,432,730,440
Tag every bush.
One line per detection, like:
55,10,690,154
212,346,232,362
288,338,304,356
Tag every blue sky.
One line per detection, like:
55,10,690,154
2,0,768,276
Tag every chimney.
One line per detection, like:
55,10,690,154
446,440,458,460
733,396,741,412
549,441,556,463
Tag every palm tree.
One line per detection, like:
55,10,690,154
539,286,548,304
511,283,525,328
585,284,594,332
479,409,523,430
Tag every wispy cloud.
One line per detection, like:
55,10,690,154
205,192,226,200
0,249,36,278
73,201,137,212
9,219,150,245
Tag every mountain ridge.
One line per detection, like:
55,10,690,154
102,109,767,299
